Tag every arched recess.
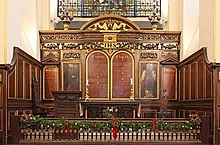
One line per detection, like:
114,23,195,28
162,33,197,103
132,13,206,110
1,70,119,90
80,14,140,31
86,51,109,100
111,51,134,100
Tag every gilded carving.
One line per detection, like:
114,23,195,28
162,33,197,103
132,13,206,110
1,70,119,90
138,34,180,42
63,43,81,49
42,51,59,58
139,43,159,50
140,52,158,60
88,20,133,31
161,43,178,49
42,43,59,50
161,51,178,60
63,52,81,59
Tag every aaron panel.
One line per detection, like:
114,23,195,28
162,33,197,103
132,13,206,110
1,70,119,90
112,52,132,99
63,63,80,91
87,51,108,99
162,66,177,100
43,66,59,100
139,62,159,99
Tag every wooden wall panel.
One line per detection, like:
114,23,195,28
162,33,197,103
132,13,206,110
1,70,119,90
162,66,176,100
179,68,184,101
17,58,23,99
0,109,2,131
198,59,204,99
6,47,42,143
178,48,213,137
191,63,196,100
8,68,16,99
185,66,190,100
24,63,31,100
43,66,59,100
206,69,212,99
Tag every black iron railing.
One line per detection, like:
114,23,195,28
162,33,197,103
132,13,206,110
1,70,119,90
57,0,161,17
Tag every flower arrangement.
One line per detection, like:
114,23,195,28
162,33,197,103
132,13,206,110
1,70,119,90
19,114,201,133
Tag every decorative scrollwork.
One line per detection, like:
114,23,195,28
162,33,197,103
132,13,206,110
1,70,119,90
42,43,59,50
140,52,158,60
63,43,81,49
63,52,81,59
89,20,133,31
161,43,178,49
139,43,159,50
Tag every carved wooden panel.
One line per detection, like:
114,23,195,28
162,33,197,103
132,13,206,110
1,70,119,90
112,52,132,99
63,63,80,91
87,52,108,99
43,66,59,100
162,66,176,100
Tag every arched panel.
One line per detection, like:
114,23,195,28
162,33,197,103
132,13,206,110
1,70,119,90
111,51,133,99
87,51,109,99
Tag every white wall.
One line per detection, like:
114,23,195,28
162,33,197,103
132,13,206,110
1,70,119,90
215,0,220,63
0,0,6,64
169,0,214,61
6,0,50,63
6,0,38,63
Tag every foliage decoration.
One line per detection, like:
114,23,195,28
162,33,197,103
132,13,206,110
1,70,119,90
19,114,201,133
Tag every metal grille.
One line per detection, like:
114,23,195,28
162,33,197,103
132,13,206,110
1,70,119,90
57,0,161,17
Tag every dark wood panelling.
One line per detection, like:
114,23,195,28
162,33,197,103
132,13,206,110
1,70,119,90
178,48,214,142
185,66,190,100
198,59,204,99
6,47,42,144
18,58,24,99
206,69,212,99
179,68,184,101
44,66,59,100
162,66,176,100
25,62,30,99
8,68,16,99
191,63,196,100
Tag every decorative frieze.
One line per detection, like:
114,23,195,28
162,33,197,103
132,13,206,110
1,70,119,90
140,52,159,60
63,52,81,59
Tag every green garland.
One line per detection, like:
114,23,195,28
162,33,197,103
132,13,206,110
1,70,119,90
19,114,200,132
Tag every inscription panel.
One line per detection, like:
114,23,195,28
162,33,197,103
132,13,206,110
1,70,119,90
88,52,108,99
112,52,132,99
43,66,59,100
162,66,176,100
